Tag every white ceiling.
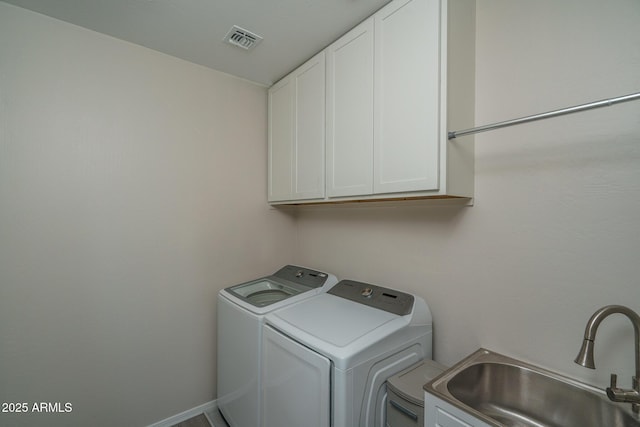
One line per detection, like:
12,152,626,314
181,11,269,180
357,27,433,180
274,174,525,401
2,0,392,86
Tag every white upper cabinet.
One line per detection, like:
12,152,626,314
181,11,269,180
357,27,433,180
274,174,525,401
326,19,375,198
268,75,294,202
268,52,326,202
269,0,475,204
374,0,441,194
293,53,326,200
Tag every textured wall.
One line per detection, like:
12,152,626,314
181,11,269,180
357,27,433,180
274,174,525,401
0,3,295,426
1,0,639,425
294,0,640,391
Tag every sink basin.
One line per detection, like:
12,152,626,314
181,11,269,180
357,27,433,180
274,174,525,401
425,349,640,427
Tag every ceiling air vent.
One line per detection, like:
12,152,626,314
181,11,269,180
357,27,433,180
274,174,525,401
223,25,263,50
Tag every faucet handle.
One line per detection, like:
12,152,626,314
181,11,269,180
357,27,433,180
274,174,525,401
610,374,618,389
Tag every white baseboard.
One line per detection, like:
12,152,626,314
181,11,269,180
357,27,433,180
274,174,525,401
147,400,217,427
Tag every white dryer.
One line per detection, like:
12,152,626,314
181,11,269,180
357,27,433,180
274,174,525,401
217,265,338,427
261,279,433,427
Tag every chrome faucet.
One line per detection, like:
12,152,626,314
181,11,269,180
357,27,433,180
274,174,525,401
574,305,640,413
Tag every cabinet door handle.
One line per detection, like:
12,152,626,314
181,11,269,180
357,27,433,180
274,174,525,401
390,399,418,421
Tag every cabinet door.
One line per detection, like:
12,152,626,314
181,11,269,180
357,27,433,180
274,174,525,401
293,52,326,200
326,20,375,198
262,325,331,427
374,0,441,194
268,53,325,202
268,77,294,202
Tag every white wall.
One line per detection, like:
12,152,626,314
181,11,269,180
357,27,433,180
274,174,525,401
1,0,639,425
0,3,295,426
294,0,640,390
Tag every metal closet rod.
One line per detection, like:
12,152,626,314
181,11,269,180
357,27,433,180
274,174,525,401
448,91,640,140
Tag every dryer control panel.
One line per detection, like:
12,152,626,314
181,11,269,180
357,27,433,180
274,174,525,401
328,280,414,316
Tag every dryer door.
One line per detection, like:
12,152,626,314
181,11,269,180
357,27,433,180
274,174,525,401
262,325,331,427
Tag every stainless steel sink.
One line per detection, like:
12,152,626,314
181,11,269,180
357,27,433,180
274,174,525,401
425,349,640,427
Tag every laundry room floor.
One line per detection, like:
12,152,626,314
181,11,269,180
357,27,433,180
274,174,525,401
170,414,211,427
170,406,229,427
204,406,230,427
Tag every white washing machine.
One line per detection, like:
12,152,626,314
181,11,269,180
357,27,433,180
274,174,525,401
261,279,433,427
217,265,338,427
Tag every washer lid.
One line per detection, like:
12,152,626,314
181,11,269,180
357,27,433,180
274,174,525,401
222,265,337,309
265,281,431,369
270,293,399,347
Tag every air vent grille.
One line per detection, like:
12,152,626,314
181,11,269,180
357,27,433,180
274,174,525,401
224,25,263,50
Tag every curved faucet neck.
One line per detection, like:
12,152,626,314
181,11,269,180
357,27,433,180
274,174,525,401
582,305,640,381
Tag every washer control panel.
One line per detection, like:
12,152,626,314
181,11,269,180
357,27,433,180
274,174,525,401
328,280,414,316
273,265,329,288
